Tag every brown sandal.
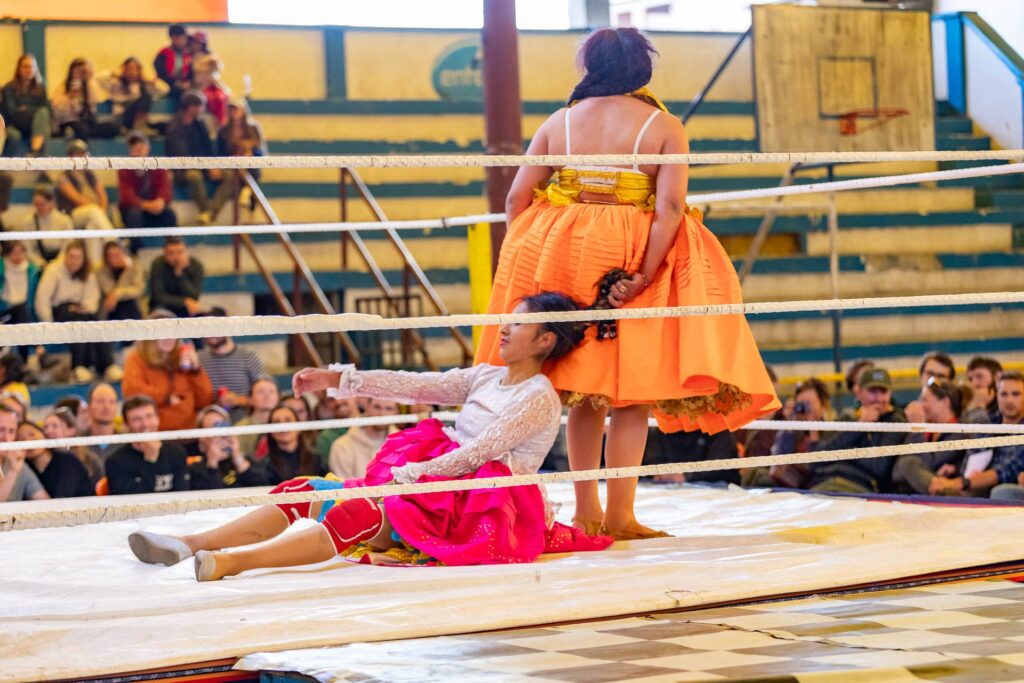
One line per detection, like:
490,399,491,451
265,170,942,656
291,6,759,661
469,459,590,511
572,518,604,536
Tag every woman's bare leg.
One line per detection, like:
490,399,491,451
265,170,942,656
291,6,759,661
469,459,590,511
567,402,609,529
602,404,663,535
181,504,310,553
198,524,337,581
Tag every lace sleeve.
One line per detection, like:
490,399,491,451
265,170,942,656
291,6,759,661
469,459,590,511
391,389,559,483
326,363,479,406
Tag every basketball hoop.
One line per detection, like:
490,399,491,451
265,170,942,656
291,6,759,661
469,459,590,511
838,109,909,136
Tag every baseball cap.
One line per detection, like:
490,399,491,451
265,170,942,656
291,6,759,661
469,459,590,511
861,368,892,390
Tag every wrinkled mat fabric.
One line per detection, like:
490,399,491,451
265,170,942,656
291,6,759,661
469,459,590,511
3,485,1024,682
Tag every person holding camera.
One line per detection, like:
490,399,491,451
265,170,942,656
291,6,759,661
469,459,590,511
187,405,268,489
756,378,831,489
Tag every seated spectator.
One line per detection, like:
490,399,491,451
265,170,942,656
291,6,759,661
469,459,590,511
748,377,831,489
105,395,190,495
964,355,1003,423
931,371,1024,499
918,350,955,388
56,395,91,435
236,376,280,457
153,24,193,100
0,390,27,422
838,358,875,421
1,54,50,157
809,367,906,494
148,237,204,318
165,90,232,225
188,405,268,489
35,241,118,384
119,132,177,250
0,354,30,405
122,310,214,432
98,56,169,134
20,184,74,263
1,241,41,332
56,139,113,263
738,364,782,463
197,308,267,421
328,398,400,479
51,58,117,140
643,427,740,485
97,241,143,322
85,382,123,463
894,379,975,495
314,391,356,467
190,32,230,128
18,420,93,498
282,393,312,424
0,403,48,502
42,404,101,482
218,98,265,161
264,403,321,484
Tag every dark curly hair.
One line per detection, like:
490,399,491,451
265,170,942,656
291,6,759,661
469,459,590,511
567,27,658,105
520,292,587,361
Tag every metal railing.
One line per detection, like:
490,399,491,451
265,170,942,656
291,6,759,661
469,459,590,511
339,167,474,367
230,171,361,366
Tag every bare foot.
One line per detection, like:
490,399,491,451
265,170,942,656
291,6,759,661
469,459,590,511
599,519,672,541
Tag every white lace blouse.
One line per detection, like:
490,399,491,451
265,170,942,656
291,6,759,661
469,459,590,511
327,364,562,485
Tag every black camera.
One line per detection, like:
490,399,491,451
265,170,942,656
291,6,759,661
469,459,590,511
793,401,810,415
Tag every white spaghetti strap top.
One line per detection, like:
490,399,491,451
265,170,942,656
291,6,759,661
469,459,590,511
564,107,661,174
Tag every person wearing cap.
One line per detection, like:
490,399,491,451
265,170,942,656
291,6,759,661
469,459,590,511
197,307,267,422
165,90,232,225
18,183,74,263
118,131,177,252
55,138,113,264
808,367,908,494
154,24,193,99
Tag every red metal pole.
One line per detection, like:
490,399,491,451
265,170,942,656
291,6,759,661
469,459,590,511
482,0,522,271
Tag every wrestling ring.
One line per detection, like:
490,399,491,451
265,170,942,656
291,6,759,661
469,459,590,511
4,148,1024,683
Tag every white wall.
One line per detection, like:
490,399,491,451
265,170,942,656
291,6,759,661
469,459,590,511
964,27,1024,149
933,0,1024,56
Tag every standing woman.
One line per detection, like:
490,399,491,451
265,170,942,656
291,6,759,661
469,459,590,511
476,28,779,539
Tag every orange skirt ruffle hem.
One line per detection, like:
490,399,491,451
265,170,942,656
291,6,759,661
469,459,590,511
475,199,781,434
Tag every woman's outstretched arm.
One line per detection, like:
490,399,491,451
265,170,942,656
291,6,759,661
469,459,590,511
293,364,482,407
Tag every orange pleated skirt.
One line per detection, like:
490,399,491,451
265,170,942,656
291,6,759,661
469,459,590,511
475,198,781,434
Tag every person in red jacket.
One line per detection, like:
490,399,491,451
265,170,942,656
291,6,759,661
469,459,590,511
118,132,177,254
154,24,192,101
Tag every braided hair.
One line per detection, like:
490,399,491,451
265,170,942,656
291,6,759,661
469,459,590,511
567,27,658,105
520,292,587,361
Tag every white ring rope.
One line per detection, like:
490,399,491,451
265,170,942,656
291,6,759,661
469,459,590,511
1,150,1023,172
2,162,1020,245
4,433,1022,532
3,414,1023,454
4,291,1023,346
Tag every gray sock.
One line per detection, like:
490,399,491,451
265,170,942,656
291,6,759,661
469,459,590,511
128,531,193,566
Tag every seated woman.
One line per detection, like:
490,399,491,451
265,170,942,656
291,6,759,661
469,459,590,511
1,54,51,157
260,403,321,483
34,240,117,384
96,241,144,322
121,310,214,432
893,378,974,495
50,58,118,140
18,419,93,498
128,293,612,581
97,56,169,134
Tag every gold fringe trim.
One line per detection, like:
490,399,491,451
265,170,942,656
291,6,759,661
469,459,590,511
560,382,753,421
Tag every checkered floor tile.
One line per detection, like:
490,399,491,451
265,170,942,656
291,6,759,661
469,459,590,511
255,577,1024,682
